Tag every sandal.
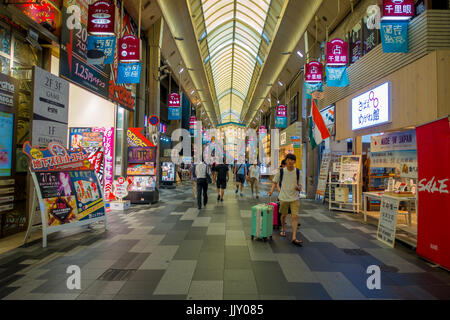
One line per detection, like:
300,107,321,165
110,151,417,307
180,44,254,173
292,239,303,246
280,231,286,237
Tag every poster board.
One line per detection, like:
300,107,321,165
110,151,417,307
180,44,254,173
23,141,107,247
316,152,331,199
339,155,362,183
377,195,399,248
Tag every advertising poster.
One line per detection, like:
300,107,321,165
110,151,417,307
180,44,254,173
161,162,175,182
0,112,14,176
339,156,361,183
377,196,399,248
69,127,92,149
43,196,78,227
127,164,155,176
82,131,103,148
35,171,73,198
0,73,19,110
128,176,156,191
69,170,105,220
32,66,69,147
316,152,331,197
93,127,114,198
128,147,156,163
86,35,116,65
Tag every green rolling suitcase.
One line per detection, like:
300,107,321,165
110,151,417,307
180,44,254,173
251,204,273,241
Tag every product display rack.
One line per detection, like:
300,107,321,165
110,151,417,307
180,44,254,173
328,172,361,213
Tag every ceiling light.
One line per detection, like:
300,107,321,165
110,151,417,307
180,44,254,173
278,81,283,86
277,100,280,104
179,68,184,73
281,52,292,55
267,98,270,102
191,90,195,95
297,50,304,58
174,37,184,41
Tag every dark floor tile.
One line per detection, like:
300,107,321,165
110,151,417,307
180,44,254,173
192,267,224,281
0,286,19,299
289,282,332,300
184,227,208,240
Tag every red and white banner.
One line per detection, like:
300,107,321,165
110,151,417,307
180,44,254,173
382,0,414,19
119,34,140,62
304,61,323,83
88,1,115,35
168,93,181,107
276,105,287,118
326,39,348,66
416,117,450,270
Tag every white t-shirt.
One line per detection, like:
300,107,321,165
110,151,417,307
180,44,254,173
249,166,260,179
272,168,299,202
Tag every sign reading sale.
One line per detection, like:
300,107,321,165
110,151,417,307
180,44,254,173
304,61,323,83
327,39,348,65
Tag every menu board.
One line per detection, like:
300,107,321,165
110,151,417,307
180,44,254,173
0,112,14,177
377,196,399,248
316,152,331,198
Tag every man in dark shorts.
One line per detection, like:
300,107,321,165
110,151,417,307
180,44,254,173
213,159,229,202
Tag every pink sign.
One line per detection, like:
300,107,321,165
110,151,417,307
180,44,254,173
119,34,140,63
382,0,414,18
327,39,348,65
88,1,115,35
168,93,181,107
304,61,323,83
92,127,114,200
189,116,197,127
259,126,267,134
276,105,287,117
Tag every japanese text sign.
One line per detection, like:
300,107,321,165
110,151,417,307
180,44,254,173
304,61,323,83
383,0,414,19
351,82,390,130
88,1,115,35
87,35,116,65
326,39,348,66
275,105,287,128
381,20,409,53
168,93,181,107
119,35,140,63
117,62,141,84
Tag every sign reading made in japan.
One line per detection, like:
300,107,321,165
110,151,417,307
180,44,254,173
351,82,390,131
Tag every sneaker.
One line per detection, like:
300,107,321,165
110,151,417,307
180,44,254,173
217,195,220,201
235,189,238,194
220,197,224,202
198,207,201,210
240,193,243,197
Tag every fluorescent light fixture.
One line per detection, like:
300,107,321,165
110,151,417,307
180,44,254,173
267,98,270,102
278,80,283,86
191,90,195,95
179,68,184,73
297,50,304,58
277,100,280,104
197,102,200,106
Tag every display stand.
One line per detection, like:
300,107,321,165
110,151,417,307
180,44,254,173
328,155,362,214
160,162,176,189
110,177,131,210
22,141,108,248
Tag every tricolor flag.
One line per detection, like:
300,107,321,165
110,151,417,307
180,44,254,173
309,100,331,149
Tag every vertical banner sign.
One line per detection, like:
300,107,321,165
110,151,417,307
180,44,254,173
168,93,181,120
86,35,116,65
119,35,140,63
87,0,115,35
92,127,114,199
326,65,349,87
275,105,287,128
381,20,409,53
416,117,450,270
32,66,69,148
377,196,400,248
382,0,414,19
326,39,348,66
304,82,323,99
117,62,141,84
189,116,197,136
304,61,323,83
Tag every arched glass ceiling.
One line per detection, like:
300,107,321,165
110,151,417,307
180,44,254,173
200,0,270,123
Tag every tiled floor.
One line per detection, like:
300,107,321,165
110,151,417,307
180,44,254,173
0,180,449,300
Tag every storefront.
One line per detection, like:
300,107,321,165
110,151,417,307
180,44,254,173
333,50,450,247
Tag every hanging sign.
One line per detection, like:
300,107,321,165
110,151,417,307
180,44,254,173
326,39,348,66
258,126,267,135
168,107,181,120
304,82,323,99
326,65,349,87
87,0,115,35
119,35,140,63
370,130,416,152
168,93,181,107
304,61,323,83
86,35,116,65
275,105,287,128
377,196,400,248
32,66,69,148
381,20,409,53
117,62,141,84
351,82,390,130
127,128,155,147
382,0,414,19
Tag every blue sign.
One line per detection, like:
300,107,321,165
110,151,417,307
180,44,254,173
381,20,409,53
168,107,181,120
275,116,287,128
117,62,141,84
326,65,349,87
0,112,13,177
304,82,323,99
86,36,116,65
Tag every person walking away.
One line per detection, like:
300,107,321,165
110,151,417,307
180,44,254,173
248,163,260,199
268,154,303,246
234,161,247,197
195,159,209,209
190,163,197,199
213,159,229,202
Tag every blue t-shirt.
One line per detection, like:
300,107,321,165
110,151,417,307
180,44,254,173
236,164,246,175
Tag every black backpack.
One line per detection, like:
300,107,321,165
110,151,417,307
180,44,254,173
279,168,300,188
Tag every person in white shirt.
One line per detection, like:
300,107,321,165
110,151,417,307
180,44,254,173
195,160,209,209
268,153,303,246
248,163,261,199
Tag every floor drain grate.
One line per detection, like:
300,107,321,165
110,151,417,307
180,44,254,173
97,269,136,281
342,249,369,256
